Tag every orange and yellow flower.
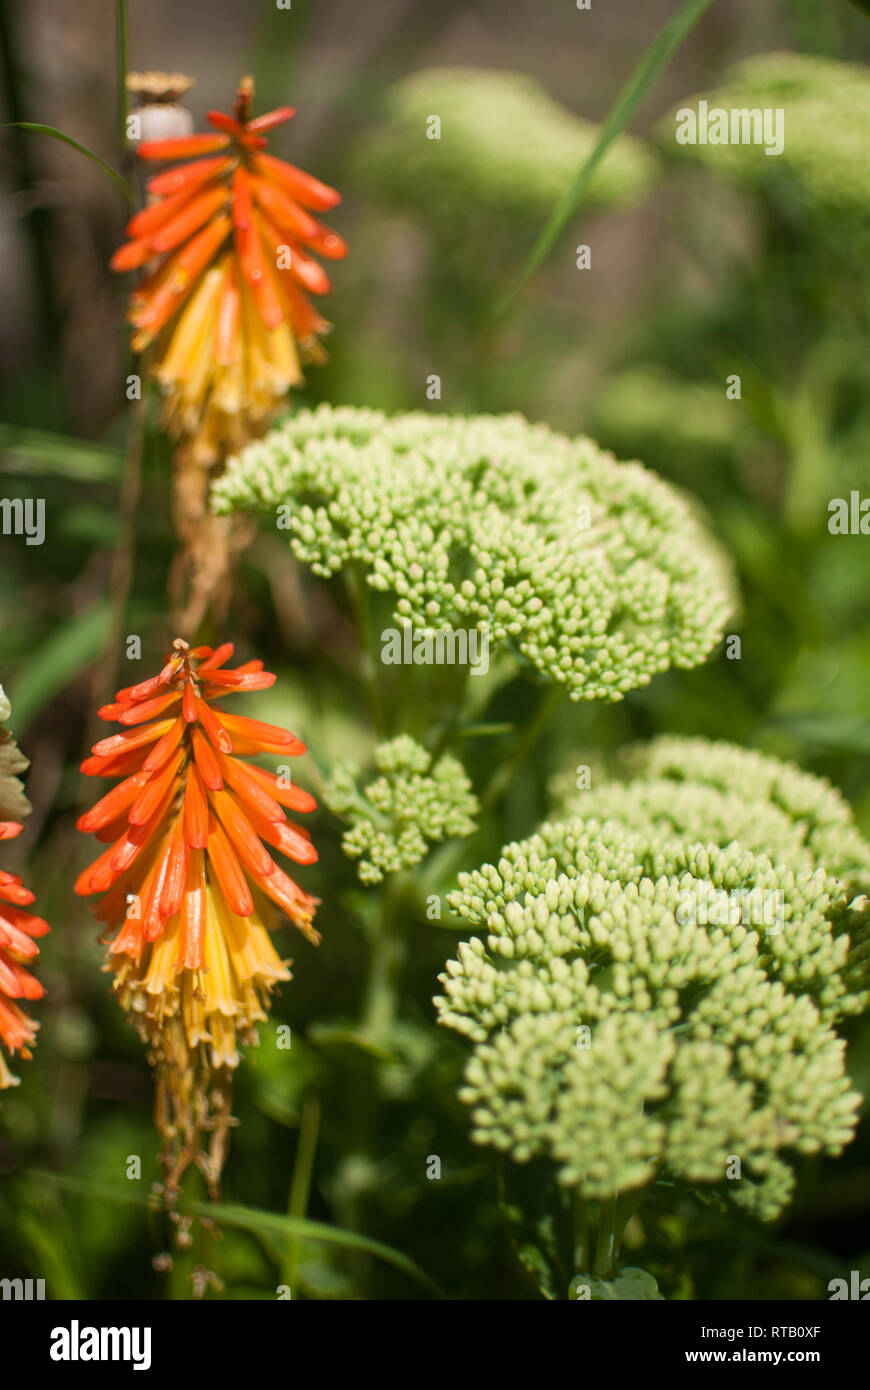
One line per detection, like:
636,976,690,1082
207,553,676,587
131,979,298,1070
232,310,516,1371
0,821,49,1091
76,639,319,1193
111,77,346,465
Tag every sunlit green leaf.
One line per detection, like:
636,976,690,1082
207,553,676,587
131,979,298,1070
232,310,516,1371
498,0,716,310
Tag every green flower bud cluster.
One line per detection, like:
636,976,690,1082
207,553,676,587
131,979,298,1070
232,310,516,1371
212,406,735,702
436,800,867,1218
553,734,870,893
357,67,657,240
660,51,870,221
325,734,477,884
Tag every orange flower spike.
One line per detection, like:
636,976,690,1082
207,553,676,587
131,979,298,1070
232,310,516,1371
1,810,51,1089
111,77,344,465
77,639,319,1193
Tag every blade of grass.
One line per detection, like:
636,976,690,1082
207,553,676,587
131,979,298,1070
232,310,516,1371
3,123,133,203
0,423,121,482
33,1171,446,1298
199,1202,445,1297
116,0,129,155
496,0,716,314
8,601,111,730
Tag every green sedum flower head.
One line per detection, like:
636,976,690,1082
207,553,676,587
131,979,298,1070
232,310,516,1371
553,734,870,895
358,67,657,238
660,52,870,221
326,735,477,884
437,795,868,1220
213,406,735,702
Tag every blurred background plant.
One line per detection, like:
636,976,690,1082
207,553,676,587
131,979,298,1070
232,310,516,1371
1,0,869,1300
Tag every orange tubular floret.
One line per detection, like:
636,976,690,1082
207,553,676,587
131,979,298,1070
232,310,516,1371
249,174,319,242
253,152,340,210
130,215,233,342
192,728,223,791
142,716,186,774
217,713,303,751
175,850,206,970
210,789,276,880
91,719,175,761
147,154,233,198
206,813,254,917
126,179,217,241
199,642,235,671
110,239,154,273
160,812,190,921
137,133,231,161
243,762,317,813
77,771,149,832
219,754,284,822
250,808,318,866
197,697,233,754
184,766,209,849
148,184,229,255
117,691,180,726
247,106,296,133
207,110,244,137
128,749,185,827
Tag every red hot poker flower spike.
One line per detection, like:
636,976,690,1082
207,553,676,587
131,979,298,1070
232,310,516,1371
77,639,319,1196
111,75,346,466
0,821,50,1092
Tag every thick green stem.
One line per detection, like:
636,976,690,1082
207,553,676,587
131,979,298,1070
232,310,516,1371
572,1189,590,1275
361,872,406,1039
593,1193,619,1278
478,682,562,815
345,564,385,737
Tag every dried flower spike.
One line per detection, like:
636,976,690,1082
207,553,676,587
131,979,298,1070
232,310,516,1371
112,77,346,465
76,641,319,1195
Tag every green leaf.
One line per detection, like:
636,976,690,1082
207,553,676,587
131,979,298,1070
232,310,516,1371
7,602,111,730
456,721,514,739
497,0,716,311
33,1171,445,1297
570,1267,664,1300
308,1021,397,1063
0,423,121,483
3,123,133,203
198,1203,444,1297
761,712,870,754
498,1159,574,1300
